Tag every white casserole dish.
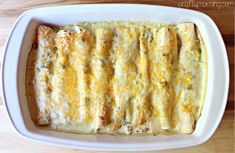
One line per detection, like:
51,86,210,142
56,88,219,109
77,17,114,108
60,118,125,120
1,4,229,151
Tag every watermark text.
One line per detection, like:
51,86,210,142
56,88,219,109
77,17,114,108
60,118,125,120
177,0,234,9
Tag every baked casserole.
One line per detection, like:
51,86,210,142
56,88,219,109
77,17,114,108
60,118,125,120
26,21,207,135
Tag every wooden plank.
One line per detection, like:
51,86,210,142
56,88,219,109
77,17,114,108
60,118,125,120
228,63,234,102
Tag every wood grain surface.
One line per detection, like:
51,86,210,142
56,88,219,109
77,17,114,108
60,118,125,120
0,0,234,153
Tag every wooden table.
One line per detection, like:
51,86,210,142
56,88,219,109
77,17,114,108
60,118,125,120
0,1,234,153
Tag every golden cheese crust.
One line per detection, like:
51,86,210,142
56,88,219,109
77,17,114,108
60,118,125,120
26,21,207,135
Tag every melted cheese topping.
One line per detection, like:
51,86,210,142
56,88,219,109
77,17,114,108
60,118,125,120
26,21,208,135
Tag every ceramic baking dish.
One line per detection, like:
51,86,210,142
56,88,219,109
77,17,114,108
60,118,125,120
1,4,229,151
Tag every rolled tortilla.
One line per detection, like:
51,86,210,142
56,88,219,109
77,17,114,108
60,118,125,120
51,30,74,125
112,27,139,130
92,28,113,129
132,28,151,125
74,27,93,122
33,25,56,125
176,23,200,133
151,27,177,130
